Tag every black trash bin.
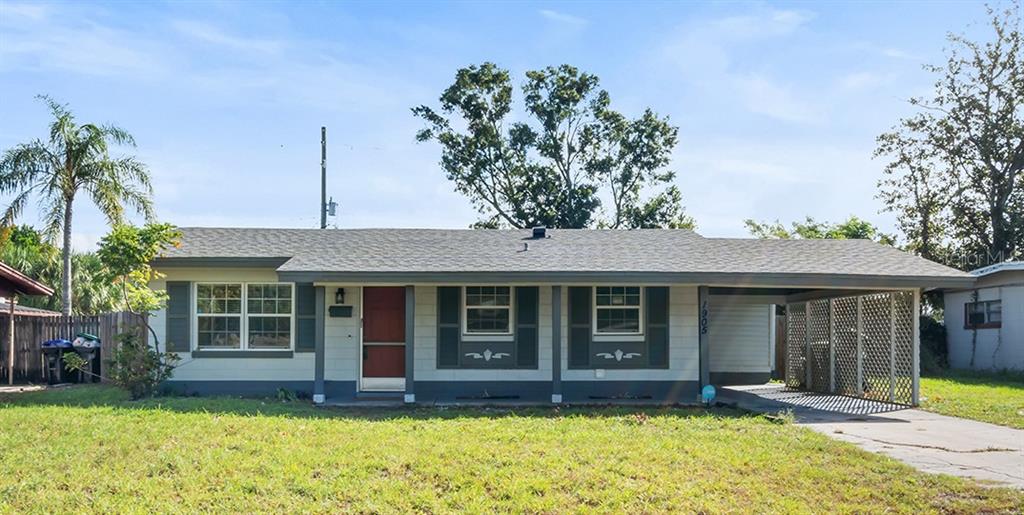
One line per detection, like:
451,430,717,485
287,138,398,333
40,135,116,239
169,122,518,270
41,339,73,384
72,333,102,383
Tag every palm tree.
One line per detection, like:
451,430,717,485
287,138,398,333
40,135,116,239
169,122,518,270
0,95,154,315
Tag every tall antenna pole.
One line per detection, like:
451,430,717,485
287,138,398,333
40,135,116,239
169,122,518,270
320,126,327,229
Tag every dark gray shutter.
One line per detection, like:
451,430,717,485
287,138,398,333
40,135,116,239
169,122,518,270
437,286,461,368
568,286,591,368
165,281,191,352
515,286,538,368
294,283,316,352
646,286,669,368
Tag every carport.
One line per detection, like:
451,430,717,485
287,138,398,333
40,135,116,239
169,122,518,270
704,279,967,408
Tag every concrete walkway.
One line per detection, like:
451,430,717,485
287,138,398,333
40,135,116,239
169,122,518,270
720,384,1024,489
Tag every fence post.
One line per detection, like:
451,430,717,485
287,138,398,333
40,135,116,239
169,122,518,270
804,302,812,390
855,296,864,396
889,293,897,403
912,290,921,406
828,299,836,394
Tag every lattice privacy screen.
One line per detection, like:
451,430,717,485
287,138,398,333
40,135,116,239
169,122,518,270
785,291,917,406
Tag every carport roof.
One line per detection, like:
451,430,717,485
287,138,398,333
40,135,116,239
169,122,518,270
152,227,975,289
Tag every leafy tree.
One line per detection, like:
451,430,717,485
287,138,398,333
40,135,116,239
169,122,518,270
0,225,121,314
413,63,694,229
744,216,896,244
96,223,181,352
66,223,181,398
0,95,154,315
875,5,1023,268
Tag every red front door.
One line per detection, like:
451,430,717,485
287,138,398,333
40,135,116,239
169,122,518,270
362,287,405,379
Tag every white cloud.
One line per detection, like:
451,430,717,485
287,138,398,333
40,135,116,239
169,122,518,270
675,138,895,237
0,1,50,21
170,19,285,54
733,74,822,123
0,16,172,78
539,9,588,27
838,71,884,91
711,8,813,39
661,7,820,124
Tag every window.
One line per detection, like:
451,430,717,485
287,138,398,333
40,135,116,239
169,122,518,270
247,284,293,349
594,286,642,334
965,300,1001,329
197,284,242,348
464,286,512,334
195,283,294,350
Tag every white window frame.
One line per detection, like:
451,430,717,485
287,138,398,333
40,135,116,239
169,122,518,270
592,286,644,336
463,285,514,336
193,282,295,351
965,299,1001,329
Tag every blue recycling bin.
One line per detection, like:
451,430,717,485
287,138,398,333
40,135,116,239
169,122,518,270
41,339,73,384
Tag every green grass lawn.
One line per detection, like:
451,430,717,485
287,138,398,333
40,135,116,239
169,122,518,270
920,370,1024,429
1,386,1021,513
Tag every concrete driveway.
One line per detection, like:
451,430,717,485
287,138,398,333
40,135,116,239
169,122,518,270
720,384,1024,489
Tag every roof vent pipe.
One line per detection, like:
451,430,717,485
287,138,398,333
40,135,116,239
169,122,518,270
532,226,547,239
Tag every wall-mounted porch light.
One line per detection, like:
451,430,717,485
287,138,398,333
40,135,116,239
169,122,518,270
335,288,346,305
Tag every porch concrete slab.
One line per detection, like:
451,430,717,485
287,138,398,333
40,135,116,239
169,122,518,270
720,384,1024,489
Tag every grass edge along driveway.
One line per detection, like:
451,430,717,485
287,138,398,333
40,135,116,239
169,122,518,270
920,370,1024,429
0,385,1021,513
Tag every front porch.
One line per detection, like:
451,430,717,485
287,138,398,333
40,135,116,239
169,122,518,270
305,283,922,407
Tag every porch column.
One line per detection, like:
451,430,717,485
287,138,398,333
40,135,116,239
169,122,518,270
313,286,325,404
698,286,710,387
404,285,415,404
551,285,562,403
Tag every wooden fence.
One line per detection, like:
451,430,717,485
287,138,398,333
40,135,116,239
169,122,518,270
0,312,147,384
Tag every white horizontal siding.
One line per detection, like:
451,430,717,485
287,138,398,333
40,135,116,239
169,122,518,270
151,268,312,383
413,285,552,381
561,285,699,381
708,303,771,373
322,284,360,381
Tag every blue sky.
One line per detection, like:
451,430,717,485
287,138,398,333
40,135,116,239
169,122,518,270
0,0,993,250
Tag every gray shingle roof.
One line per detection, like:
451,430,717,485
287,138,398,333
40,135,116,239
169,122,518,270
154,227,973,288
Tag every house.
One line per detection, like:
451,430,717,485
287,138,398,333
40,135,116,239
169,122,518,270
944,261,1023,371
149,227,973,404
0,260,56,384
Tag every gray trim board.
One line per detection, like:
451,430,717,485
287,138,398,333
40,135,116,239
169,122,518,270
162,380,358,400
190,350,294,358
163,380,313,397
551,285,562,397
405,285,415,396
710,372,772,385
314,286,325,398
414,381,551,402
698,286,710,387
276,271,975,290
152,257,290,268
562,381,699,403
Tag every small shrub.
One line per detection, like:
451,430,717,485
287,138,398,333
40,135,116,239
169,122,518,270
919,315,948,374
276,388,298,402
106,332,180,400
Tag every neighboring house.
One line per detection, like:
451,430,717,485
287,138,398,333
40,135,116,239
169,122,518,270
0,260,56,384
150,227,972,404
944,262,1024,371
